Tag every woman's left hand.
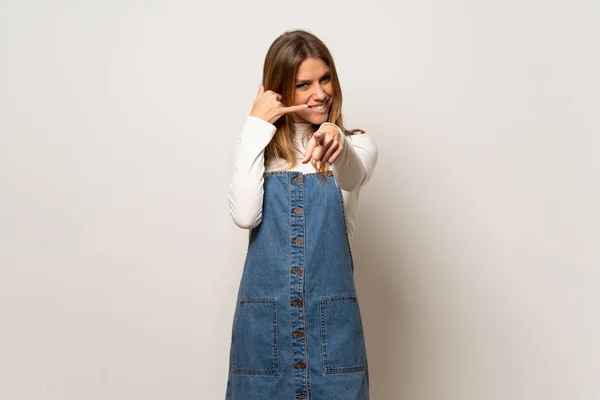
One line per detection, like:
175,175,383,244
302,123,344,164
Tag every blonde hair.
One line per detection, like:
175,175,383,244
261,29,363,179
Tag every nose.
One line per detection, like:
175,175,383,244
313,84,326,101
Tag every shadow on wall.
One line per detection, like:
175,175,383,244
353,190,431,400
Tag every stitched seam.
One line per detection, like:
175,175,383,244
334,183,355,274
326,366,366,374
320,299,328,372
320,296,365,375
263,171,326,177
232,298,280,376
300,174,310,397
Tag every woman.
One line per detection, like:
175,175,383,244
226,29,378,400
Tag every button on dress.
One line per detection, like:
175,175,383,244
225,170,370,400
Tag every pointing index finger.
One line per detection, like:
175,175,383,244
302,138,316,163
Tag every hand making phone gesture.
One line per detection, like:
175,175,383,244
250,84,308,124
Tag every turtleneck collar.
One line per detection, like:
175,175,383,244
293,122,313,138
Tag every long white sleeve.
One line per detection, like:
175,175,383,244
228,116,277,229
328,125,379,192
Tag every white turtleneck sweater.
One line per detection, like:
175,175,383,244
228,115,378,241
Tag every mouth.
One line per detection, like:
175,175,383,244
307,102,329,112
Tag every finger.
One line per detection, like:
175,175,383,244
281,104,309,114
302,139,316,163
303,139,316,163
327,144,344,164
313,130,324,145
253,84,265,105
265,91,283,103
322,142,338,163
327,147,343,164
312,143,327,161
321,132,334,147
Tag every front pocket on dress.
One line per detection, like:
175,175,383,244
232,298,279,375
320,295,366,374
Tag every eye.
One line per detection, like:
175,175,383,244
296,83,308,89
321,76,331,83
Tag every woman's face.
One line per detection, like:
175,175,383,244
291,56,334,125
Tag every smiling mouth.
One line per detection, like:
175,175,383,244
308,103,329,111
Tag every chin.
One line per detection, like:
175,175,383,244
297,110,331,125
307,115,329,125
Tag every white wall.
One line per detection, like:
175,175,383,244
1,1,598,399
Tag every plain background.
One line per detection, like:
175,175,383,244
1,0,599,399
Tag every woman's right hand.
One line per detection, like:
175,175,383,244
250,84,308,124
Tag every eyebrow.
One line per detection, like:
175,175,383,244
295,71,331,84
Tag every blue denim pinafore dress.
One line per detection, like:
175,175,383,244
225,170,369,400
